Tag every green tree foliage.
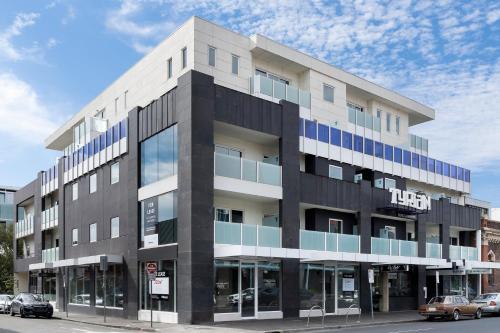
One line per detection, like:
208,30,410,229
0,224,14,293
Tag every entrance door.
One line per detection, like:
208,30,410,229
240,263,255,317
324,266,336,314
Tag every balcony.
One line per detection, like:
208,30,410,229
214,153,281,187
450,245,478,261
42,247,59,263
250,75,311,109
15,215,34,238
300,230,360,253
41,205,59,231
214,221,281,248
426,242,442,259
371,237,418,257
347,108,382,132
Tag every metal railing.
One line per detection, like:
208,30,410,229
307,305,325,327
345,303,362,324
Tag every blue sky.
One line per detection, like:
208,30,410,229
0,0,499,206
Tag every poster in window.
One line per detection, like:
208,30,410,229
151,277,169,295
343,278,355,291
143,196,158,247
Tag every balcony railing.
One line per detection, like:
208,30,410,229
41,205,59,231
250,75,311,109
42,247,59,263
214,153,282,186
348,108,382,132
214,221,281,248
450,245,478,261
300,230,360,253
426,242,442,259
15,215,34,238
371,237,418,257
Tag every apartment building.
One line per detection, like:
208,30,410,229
13,17,500,324
0,186,17,229
481,208,500,293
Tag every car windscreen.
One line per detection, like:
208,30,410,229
474,294,498,301
0,296,10,301
24,294,44,302
429,296,451,304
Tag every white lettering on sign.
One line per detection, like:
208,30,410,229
389,188,431,211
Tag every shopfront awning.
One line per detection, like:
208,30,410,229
426,259,500,275
52,254,123,268
29,262,54,271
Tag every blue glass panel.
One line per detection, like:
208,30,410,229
443,162,450,176
458,167,464,180
465,169,470,182
87,142,93,156
435,160,442,174
68,155,73,170
403,150,411,166
64,157,68,171
450,165,457,178
411,153,419,168
94,137,99,154
49,168,52,181
54,165,58,178
78,148,83,163
342,131,352,150
299,118,304,136
330,128,341,146
365,138,373,156
428,158,435,173
106,128,112,147
394,148,402,163
374,142,383,158
113,124,120,143
354,135,363,153
420,156,427,170
120,119,127,139
304,120,317,139
318,124,329,143
384,145,393,161
83,145,87,160
72,152,77,167
100,133,106,151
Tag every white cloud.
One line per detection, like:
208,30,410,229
61,5,76,25
0,73,59,145
0,12,40,61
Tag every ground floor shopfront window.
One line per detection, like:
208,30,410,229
300,263,359,314
42,273,57,302
139,260,176,312
69,267,91,305
95,264,124,308
214,260,281,318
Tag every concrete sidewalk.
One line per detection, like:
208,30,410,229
53,310,422,332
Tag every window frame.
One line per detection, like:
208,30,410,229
384,178,397,189
328,165,343,180
386,113,391,132
111,162,120,184
181,47,187,69
323,84,334,103
72,182,78,201
111,217,120,239
72,228,78,246
231,54,239,75
167,57,173,79
89,223,97,243
89,173,97,194
328,218,343,234
208,45,216,67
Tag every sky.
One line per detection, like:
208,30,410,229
0,0,499,206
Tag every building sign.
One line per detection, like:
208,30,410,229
151,271,169,296
380,264,409,272
143,196,158,247
389,188,431,211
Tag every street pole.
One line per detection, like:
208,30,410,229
65,267,68,318
369,283,374,320
150,279,153,328
103,269,107,323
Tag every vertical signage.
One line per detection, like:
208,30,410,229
143,196,159,247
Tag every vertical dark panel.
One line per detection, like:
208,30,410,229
151,100,158,135
146,104,152,138
177,70,215,324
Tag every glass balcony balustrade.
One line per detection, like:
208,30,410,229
41,205,59,231
371,237,417,257
214,153,281,186
214,221,281,248
426,242,442,259
15,215,34,238
42,247,59,263
250,75,311,109
450,245,478,261
347,108,382,132
300,229,360,253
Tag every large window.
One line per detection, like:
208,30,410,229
96,264,124,308
258,262,280,312
140,260,176,312
89,173,97,193
89,223,97,243
140,191,177,247
337,265,359,308
140,125,178,187
111,217,119,238
72,183,78,201
300,264,323,310
111,162,119,184
69,267,91,305
214,260,239,313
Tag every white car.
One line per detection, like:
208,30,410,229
0,295,13,314
473,293,500,314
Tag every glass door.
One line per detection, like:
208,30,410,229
240,262,256,317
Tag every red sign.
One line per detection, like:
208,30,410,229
146,262,157,275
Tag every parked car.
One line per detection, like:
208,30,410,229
473,293,500,315
0,295,13,314
418,295,482,321
10,293,53,318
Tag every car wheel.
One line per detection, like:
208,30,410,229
426,316,434,321
46,313,52,319
452,310,460,321
20,307,25,318
10,308,14,316
475,309,482,319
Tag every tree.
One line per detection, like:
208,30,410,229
0,224,14,294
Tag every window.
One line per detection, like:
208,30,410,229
167,57,172,79
215,145,242,157
95,108,105,119
124,90,128,110
111,217,119,238
140,125,178,187
323,84,334,103
386,113,391,132
89,173,97,193
140,260,176,312
215,208,243,223
89,223,97,243
231,54,239,75
328,219,342,233
72,228,78,246
208,46,216,67
181,47,187,69
111,162,119,184
72,183,78,201
69,267,90,305
385,178,396,189
114,97,119,115
140,191,178,247
396,116,400,135
328,165,342,180
376,109,382,118
96,264,123,308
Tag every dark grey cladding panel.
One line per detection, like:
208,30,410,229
305,208,357,234
138,88,177,142
137,245,177,261
214,85,282,136
14,179,37,205
14,257,38,273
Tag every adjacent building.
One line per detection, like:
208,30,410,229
13,17,500,324
481,208,500,293
0,186,17,229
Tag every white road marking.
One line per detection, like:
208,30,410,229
388,328,433,333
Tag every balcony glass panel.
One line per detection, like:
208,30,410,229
258,225,280,248
214,221,241,245
373,117,381,132
215,153,241,179
242,159,257,182
258,162,281,186
390,239,400,256
356,110,365,127
365,114,373,130
242,224,257,246
338,234,359,253
273,80,286,100
468,247,478,260
372,238,390,255
348,108,356,124
426,243,441,258
400,240,417,257
450,245,460,260
299,90,311,109
300,230,325,251
286,85,299,104
260,76,273,96
326,233,338,252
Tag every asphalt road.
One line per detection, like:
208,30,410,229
311,315,500,333
0,315,133,333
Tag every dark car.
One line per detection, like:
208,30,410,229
10,293,53,318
